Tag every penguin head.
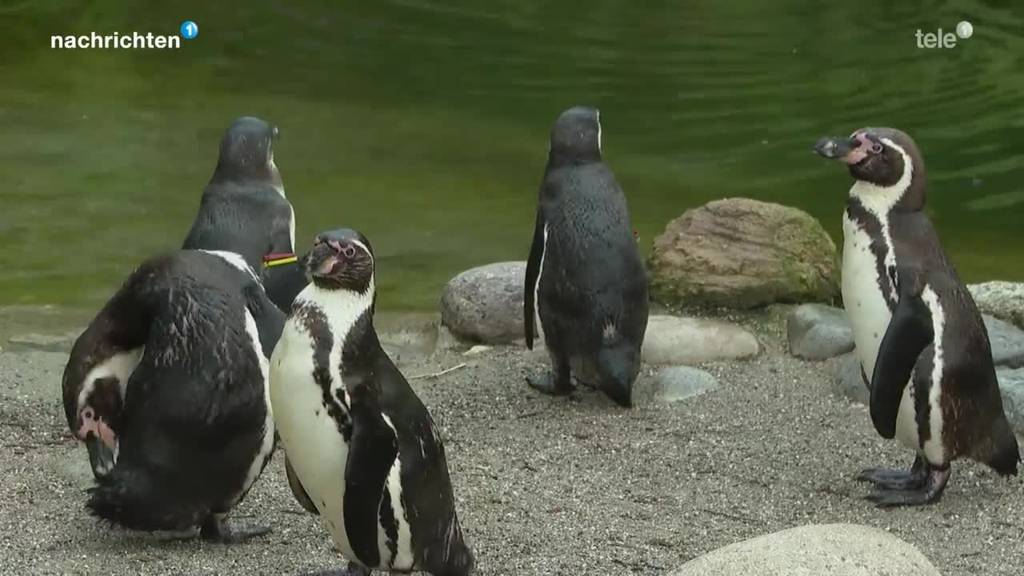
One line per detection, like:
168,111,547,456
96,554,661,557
814,127,926,210
307,228,375,294
214,116,280,182
62,355,128,477
548,106,602,166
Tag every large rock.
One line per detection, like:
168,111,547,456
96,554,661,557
642,315,759,365
670,524,941,576
649,198,839,309
985,315,1024,368
971,281,1024,329
998,367,1024,434
635,366,719,404
788,304,854,360
440,262,525,344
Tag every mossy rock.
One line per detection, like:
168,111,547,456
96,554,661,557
649,198,839,309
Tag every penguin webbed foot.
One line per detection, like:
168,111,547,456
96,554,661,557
303,562,372,576
864,466,951,508
857,456,927,490
199,515,272,544
526,371,572,396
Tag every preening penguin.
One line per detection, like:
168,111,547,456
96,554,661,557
524,106,649,407
182,116,308,311
270,229,474,575
816,127,1019,506
62,250,283,540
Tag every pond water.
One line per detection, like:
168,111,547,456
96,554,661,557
1,1,1022,313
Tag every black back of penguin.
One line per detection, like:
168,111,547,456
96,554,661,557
68,250,283,532
525,106,649,405
182,116,307,309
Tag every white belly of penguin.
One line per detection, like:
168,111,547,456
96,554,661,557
842,214,920,450
271,303,414,569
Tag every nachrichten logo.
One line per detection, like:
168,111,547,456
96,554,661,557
51,20,199,50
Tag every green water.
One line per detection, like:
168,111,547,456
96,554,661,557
1,1,1023,313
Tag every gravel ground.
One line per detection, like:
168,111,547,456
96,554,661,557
1,312,1022,576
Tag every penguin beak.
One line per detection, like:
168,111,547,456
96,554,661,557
85,434,116,479
814,135,868,166
309,240,345,277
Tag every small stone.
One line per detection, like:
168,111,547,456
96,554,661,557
440,262,526,345
787,304,854,360
984,315,1024,368
642,315,759,365
833,352,868,406
636,366,719,404
669,523,941,576
464,345,491,356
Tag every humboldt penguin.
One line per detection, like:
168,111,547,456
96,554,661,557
815,127,1019,506
182,116,308,311
523,106,649,407
270,229,474,575
62,249,283,540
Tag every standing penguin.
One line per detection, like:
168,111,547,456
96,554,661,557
523,106,649,407
182,116,308,311
270,229,474,576
815,127,1019,506
62,250,283,540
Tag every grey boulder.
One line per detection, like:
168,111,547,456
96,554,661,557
787,304,854,360
998,367,1024,434
970,281,1024,329
669,523,941,576
985,315,1024,368
440,262,526,345
833,353,869,406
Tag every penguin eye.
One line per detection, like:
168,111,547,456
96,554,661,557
870,143,883,154
341,245,356,258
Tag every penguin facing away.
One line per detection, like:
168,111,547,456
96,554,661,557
182,116,308,311
62,249,283,540
815,127,1019,506
270,229,474,576
524,106,649,407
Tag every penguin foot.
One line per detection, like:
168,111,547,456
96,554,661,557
199,516,272,543
526,372,571,396
856,467,927,490
865,467,951,508
302,564,371,576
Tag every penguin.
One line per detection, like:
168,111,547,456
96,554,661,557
523,106,649,407
270,229,474,576
62,249,283,540
182,116,308,311
815,127,1019,506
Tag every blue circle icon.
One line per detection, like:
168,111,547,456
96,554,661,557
180,20,198,40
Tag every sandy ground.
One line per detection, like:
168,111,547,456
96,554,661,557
1,310,1022,576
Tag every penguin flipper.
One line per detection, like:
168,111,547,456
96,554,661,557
343,380,399,568
241,281,286,358
524,209,545,349
870,270,935,439
285,455,319,515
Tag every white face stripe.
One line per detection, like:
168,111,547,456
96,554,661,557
349,238,374,267
198,249,259,282
921,285,946,464
596,110,602,152
76,348,144,410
